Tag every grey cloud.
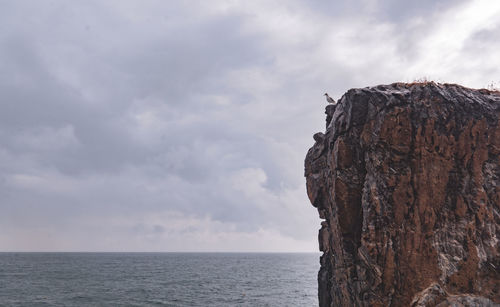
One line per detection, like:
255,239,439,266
0,0,497,251
373,0,468,21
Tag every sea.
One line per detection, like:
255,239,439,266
0,253,319,306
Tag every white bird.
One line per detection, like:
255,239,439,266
324,93,336,104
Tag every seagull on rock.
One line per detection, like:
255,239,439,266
324,93,336,104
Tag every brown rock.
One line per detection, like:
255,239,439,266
305,82,500,306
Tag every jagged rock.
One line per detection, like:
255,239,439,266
411,283,498,307
325,104,337,129
305,83,500,306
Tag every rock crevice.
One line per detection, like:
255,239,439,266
305,83,500,306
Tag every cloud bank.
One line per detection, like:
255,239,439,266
1,0,499,251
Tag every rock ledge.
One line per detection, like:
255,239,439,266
305,82,500,306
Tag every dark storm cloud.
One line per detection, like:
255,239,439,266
1,0,498,251
0,1,295,242
0,1,270,176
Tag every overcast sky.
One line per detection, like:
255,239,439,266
1,0,499,252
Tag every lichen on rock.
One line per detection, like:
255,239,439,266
305,82,500,306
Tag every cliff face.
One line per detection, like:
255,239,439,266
305,83,500,306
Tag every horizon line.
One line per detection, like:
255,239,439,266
0,251,320,253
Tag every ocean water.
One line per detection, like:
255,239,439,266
0,253,319,306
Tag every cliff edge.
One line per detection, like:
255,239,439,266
305,83,500,306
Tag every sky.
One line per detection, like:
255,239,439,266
1,0,500,252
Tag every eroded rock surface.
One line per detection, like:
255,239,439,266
305,83,500,306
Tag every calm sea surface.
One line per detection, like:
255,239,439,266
0,253,319,306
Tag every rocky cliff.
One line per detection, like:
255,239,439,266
305,83,500,306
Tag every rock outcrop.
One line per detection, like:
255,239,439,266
305,83,500,306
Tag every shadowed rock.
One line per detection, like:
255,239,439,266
305,82,500,306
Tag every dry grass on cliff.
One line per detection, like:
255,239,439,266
394,78,441,88
393,79,500,94
485,82,500,93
